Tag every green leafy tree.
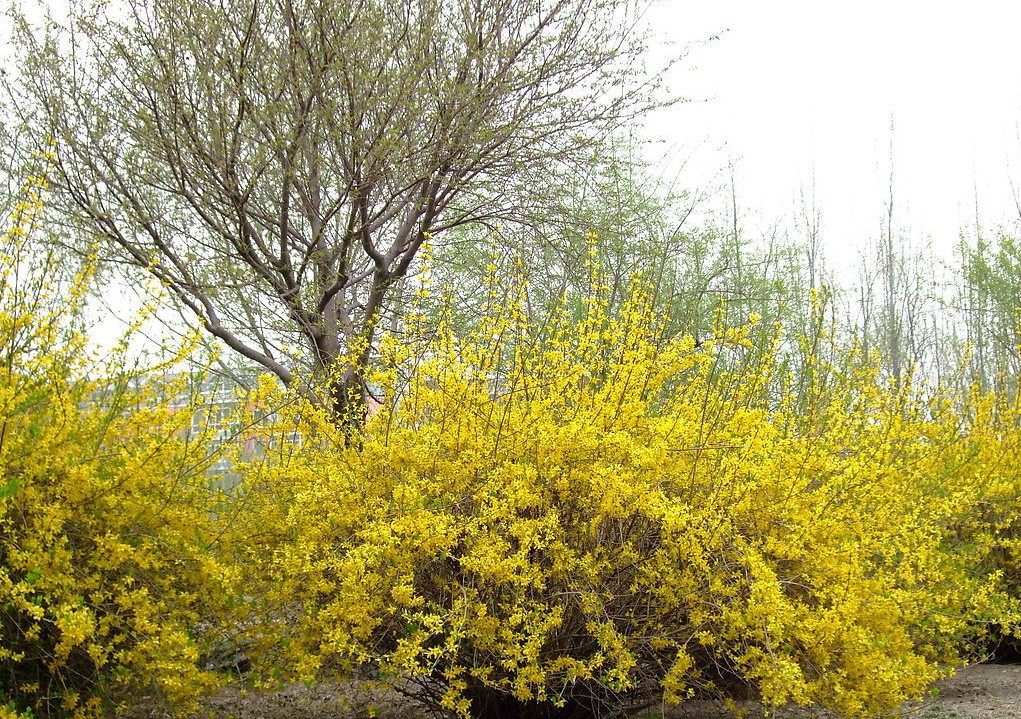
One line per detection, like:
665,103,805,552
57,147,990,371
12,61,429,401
958,231,1021,393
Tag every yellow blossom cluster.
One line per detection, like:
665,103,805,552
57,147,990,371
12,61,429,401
3,156,1019,719
0,174,230,718
234,276,1021,719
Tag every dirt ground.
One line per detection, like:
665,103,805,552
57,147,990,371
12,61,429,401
124,663,1021,719
664,664,1021,719
919,664,1021,718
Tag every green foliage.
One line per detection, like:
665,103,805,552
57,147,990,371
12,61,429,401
428,148,806,356
958,232,1021,392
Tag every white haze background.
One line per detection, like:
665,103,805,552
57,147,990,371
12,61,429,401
645,0,1021,273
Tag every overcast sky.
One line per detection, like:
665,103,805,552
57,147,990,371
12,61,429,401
642,0,1021,270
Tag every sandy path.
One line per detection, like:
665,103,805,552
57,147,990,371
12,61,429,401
122,663,1021,718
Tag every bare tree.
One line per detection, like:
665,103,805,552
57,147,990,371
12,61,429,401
881,120,905,389
1009,121,1021,224
795,165,824,294
4,0,666,425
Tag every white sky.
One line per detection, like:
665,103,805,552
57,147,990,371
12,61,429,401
642,0,1021,271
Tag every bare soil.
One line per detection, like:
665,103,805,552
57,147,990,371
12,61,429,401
663,664,1021,719
122,664,1021,719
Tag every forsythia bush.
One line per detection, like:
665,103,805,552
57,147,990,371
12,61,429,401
0,172,227,717
234,266,1021,719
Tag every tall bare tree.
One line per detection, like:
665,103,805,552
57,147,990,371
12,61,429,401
4,0,665,424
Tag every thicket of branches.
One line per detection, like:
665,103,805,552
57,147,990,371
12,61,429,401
2,0,668,427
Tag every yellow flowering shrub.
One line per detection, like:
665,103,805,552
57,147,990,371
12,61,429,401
0,703,31,719
0,171,228,717
234,270,1021,719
